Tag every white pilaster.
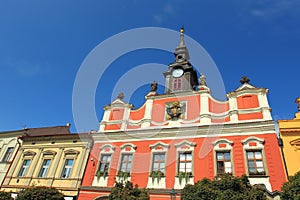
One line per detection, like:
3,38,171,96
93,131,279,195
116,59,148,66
141,99,154,128
228,97,238,122
200,93,211,125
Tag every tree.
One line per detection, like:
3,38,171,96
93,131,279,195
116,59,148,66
0,191,13,200
181,174,266,200
281,171,300,200
109,181,149,200
15,186,64,200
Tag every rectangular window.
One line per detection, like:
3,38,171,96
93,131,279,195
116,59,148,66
178,152,192,173
18,159,31,177
246,150,265,175
2,147,14,162
61,159,74,178
173,78,182,91
38,159,51,177
152,153,166,173
98,154,111,173
120,154,133,172
216,151,232,175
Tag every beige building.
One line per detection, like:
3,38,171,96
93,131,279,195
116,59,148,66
278,97,300,176
0,130,23,185
1,125,93,200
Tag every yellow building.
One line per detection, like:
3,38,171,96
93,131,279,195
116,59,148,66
278,97,300,176
1,125,93,200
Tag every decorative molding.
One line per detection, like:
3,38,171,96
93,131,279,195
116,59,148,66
100,144,116,151
120,143,137,150
212,139,233,146
175,140,196,148
242,136,265,145
150,142,170,150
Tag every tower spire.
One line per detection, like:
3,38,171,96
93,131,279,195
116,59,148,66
174,27,190,61
179,26,185,47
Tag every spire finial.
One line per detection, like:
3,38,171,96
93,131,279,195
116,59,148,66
180,26,184,33
179,26,185,47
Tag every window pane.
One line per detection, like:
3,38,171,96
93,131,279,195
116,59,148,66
225,167,232,173
179,154,185,161
256,161,263,167
154,154,159,161
160,163,165,170
257,168,264,173
153,163,159,170
186,153,192,161
126,163,132,172
216,153,223,160
248,161,255,167
179,163,185,169
224,152,230,160
224,161,231,168
247,152,254,159
255,151,262,159
128,155,133,161
186,162,192,169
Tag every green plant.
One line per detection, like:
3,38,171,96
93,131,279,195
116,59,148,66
117,171,130,181
96,170,108,180
178,172,192,184
0,191,13,200
109,181,149,200
15,186,64,200
150,171,164,184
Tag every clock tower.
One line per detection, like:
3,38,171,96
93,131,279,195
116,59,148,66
163,28,199,94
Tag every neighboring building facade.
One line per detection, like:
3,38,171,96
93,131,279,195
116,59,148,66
278,97,300,176
78,29,287,200
0,130,23,185
1,125,93,200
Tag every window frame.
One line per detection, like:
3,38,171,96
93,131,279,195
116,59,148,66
60,149,79,179
216,151,232,175
2,147,14,162
246,150,265,176
117,143,136,175
38,159,52,178
61,158,74,178
242,136,267,177
149,142,169,178
173,77,182,91
178,151,192,174
212,139,234,177
96,144,115,177
18,159,31,177
98,154,112,174
175,140,196,177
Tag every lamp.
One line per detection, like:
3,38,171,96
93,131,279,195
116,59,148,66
170,188,176,200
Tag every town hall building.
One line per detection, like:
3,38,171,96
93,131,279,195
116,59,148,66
78,28,287,200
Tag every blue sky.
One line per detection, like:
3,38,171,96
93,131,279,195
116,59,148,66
1,0,300,133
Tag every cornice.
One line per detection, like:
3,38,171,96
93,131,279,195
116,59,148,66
93,120,276,142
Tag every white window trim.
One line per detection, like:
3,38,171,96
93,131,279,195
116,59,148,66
174,140,196,189
242,137,267,176
213,139,234,176
147,142,170,188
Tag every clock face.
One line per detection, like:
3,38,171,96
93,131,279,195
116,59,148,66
172,68,184,78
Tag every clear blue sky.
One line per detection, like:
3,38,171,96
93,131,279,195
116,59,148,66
1,0,300,133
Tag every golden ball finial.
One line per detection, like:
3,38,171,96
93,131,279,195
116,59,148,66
180,27,184,33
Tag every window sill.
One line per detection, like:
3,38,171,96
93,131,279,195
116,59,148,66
248,175,268,178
